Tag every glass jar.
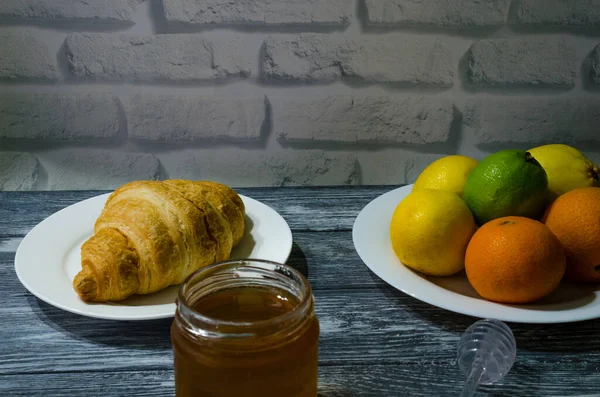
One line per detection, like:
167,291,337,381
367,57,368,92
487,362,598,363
171,259,320,397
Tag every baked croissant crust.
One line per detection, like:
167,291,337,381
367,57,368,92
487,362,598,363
73,179,245,303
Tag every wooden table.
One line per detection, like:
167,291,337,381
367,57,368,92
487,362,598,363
2,186,600,396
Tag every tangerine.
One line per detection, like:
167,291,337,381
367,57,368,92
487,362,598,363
465,216,566,304
542,187,600,282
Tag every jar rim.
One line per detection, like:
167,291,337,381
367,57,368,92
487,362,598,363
176,258,313,333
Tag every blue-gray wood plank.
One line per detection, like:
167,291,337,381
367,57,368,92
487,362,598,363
2,187,600,396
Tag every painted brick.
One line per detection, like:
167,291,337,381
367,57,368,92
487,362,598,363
464,98,600,144
591,44,600,85
361,151,445,185
0,28,57,81
467,37,576,87
123,95,265,141
65,33,251,82
0,0,135,23
171,150,358,186
162,0,352,25
512,0,600,28
0,93,120,140
262,34,454,86
46,150,161,190
275,96,453,144
0,152,38,191
365,0,510,27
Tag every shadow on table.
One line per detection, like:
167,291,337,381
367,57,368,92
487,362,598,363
27,238,309,352
368,270,600,354
28,243,309,352
508,317,600,354
368,271,475,334
30,296,173,350
286,240,310,279
474,359,595,397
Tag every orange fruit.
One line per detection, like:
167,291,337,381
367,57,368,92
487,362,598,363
542,187,600,282
465,216,566,304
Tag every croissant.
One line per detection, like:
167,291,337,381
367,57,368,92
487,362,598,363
73,179,245,303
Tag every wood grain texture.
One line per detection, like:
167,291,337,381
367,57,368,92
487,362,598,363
4,254,600,375
2,279,469,374
285,231,388,290
3,363,600,397
4,188,600,396
0,186,394,236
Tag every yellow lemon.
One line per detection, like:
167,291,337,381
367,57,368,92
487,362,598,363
527,144,599,201
390,189,477,276
413,155,478,198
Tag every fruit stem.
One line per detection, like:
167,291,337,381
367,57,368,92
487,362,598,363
524,151,539,165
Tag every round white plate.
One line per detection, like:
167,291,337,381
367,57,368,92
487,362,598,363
15,193,293,321
353,184,600,324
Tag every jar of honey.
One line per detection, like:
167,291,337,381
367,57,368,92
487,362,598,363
171,259,320,397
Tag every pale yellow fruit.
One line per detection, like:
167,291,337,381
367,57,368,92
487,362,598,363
413,155,478,198
389,189,477,276
527,144,599,201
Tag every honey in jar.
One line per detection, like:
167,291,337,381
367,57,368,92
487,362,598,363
171,259,320,397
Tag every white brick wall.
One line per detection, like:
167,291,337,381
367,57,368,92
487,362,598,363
262,34,454,85
464,98,600,144
170,149,358,186
364,0,511,27
0,152,38,190
0,0,599,190
275,96,454,144
0,28,57,81
65,33,252,82
123,95,266,141
0,0,136,23
467,37,576,87
592,45,600,84
0,93,120,139
162,0,354,26
44,150,161,190
511,0,600,28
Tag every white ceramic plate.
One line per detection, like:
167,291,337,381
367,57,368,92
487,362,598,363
15,193,293,321
353,184,600,324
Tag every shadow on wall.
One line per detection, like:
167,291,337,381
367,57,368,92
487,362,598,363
1,0,600,190
0,18,135,33
582,47,600,92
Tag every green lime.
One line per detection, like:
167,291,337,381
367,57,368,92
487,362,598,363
463,150,548,225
